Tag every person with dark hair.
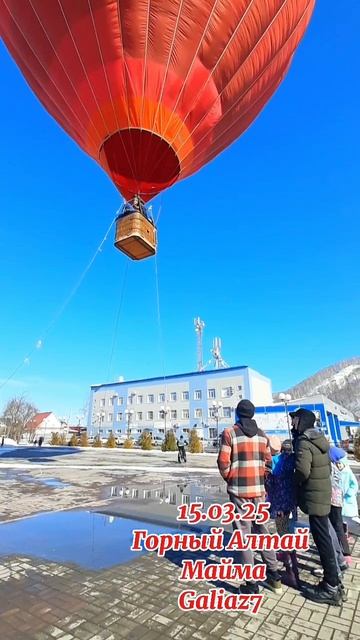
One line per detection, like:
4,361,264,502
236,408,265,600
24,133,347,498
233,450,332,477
217,399,282,595
291,408,342,605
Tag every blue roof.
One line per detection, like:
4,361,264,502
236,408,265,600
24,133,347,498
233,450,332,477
91,365,248,390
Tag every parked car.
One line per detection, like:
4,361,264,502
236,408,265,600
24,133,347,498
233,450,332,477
134,432,164,446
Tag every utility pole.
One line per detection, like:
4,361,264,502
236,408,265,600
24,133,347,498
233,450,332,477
194,317,205,372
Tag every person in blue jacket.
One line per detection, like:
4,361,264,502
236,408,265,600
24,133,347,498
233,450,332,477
266,439,299,588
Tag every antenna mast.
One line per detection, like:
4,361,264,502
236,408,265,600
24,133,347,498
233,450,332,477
194,317,205,371
211,337,229,369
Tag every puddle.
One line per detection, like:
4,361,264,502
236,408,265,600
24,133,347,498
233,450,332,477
4,473,71,490
0,511,176,570
107,479,227,508
39,478,71,489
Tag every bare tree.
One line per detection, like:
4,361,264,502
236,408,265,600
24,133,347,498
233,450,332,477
80,396,90,426
1,396,38,443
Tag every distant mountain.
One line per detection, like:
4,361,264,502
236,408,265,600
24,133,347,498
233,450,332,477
277,357,360,418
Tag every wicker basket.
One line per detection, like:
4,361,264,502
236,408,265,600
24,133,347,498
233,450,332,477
114,212,157,260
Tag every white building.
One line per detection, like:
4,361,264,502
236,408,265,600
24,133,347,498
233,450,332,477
88,366,273,441
255,395,359,444
26,412,64,443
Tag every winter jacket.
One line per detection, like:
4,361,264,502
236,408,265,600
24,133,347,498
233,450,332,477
217,421,271,498
294,428,331,516
266,452,296,517
330,462,344,507
339,458,359,518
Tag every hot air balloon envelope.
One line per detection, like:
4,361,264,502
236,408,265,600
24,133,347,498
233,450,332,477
0,0,315,203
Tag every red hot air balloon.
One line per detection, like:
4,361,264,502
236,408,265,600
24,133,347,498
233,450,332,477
0,0,315,259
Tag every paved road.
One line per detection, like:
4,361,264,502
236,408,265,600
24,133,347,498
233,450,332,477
0,448,359,639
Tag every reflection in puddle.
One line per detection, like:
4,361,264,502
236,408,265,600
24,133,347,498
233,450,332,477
108,480,227,509
0,511,176,570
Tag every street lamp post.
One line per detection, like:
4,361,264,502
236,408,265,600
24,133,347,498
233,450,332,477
96,412,105,440
76,414,84,438
212,401,223,451
125,409,134,438
279,393,292,443
160,406,170,439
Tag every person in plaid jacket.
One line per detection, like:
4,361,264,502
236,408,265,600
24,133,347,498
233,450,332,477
217,399,282,595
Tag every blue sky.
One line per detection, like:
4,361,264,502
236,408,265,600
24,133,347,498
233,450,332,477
1,2,359,421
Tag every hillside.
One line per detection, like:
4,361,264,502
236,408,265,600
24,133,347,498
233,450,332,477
280,357,360,417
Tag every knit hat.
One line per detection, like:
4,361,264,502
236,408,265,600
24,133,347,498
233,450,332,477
235,399,255,419
329,446,346,463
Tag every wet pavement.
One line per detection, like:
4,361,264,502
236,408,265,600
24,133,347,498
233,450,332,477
0,448,359,639
0,511,176,570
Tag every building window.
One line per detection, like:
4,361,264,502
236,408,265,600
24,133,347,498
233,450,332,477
128,395,133,405
116,412,123,422
170,392,177,402
118,397,123,405
238,385,243,391
147,411,154,420
137,412,143,421
223,407,232,418
182,494,190,505
221,386,233,398
138,395,143,404
100,398,105,407
194,390,202,400
208,388,216,399
195,408,202,418
147,394,154,404
171,410,177,420
108,413,113,422
209,428,217,439
182,409,189,419
208,408,215,418
159,393,165,402
182,391,189,401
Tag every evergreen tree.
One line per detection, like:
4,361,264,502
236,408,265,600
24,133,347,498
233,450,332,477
50,432,60,446
139,432,153,450
188,428,203,453
69,433,79,447
93,435,103,448
80,432,89,447
106,432,117,448
161,430,177,452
